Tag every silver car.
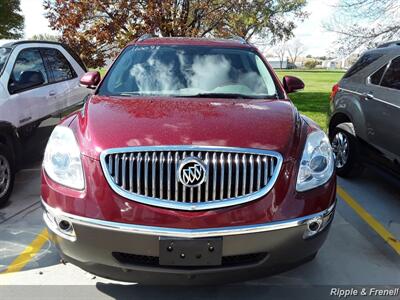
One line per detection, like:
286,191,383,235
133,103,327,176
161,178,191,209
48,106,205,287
329,41,400,177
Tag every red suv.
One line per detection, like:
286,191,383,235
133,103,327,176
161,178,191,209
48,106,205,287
41,36,336,284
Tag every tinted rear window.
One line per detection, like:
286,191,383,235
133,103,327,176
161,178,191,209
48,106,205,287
343,53,383,79
381,56,400,90
41,48,76,82
369,64,387,85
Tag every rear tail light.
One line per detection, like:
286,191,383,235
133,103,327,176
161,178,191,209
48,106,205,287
330,83,339,101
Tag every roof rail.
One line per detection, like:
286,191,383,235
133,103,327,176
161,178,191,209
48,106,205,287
229,36,247,44
3,40,63,47
137,34,155,42
2,40,88,71
377,41,400,48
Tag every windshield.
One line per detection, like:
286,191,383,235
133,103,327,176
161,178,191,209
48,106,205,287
0,47,11,75
98,45,278,99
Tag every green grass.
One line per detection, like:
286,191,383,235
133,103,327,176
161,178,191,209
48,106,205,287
95,67,344,131
97,68,107,77
275,70,345,131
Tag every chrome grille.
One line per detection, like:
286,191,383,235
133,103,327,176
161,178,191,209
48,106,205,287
100,146,283,211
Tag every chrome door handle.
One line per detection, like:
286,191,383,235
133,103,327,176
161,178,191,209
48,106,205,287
362,93,374,100
49,91,56,96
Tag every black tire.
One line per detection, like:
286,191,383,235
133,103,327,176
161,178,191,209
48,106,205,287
330,122,364,178
0,143,15,207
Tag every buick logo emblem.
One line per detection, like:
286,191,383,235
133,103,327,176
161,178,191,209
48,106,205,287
178,157,207,187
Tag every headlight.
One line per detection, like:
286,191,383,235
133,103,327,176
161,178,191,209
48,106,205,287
296,130,334,192
43,126,85,190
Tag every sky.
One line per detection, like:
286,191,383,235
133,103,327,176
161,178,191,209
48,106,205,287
20,0,339,56
292,0,339,57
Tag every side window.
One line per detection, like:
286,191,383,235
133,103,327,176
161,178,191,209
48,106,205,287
369,64,387,85
41,48,76,82
381,57,400,90
343,53,383,79
9,48,48,94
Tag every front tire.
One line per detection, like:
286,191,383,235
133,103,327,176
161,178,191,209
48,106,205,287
330,123,363,178
0,143,15,207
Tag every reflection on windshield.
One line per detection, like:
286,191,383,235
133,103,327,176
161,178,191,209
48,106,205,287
0,47,12,74
99,46,278,98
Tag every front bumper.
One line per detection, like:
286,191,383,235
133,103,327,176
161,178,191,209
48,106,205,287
42,200,335,284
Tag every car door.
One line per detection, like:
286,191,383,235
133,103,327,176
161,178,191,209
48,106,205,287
40,47,79,112
7,47,55,127
364,56,400,159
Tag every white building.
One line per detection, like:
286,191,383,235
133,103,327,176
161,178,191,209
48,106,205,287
322,59,340,69
321,53,359,70
265,57,288,69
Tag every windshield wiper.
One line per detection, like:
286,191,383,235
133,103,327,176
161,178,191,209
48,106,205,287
116,92,278,99
118,92,145,96
176,93,277,99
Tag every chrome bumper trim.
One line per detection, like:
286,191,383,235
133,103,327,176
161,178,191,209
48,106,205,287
42,199,335,239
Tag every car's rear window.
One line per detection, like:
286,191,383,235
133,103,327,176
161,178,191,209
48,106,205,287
381,56,400,90
369,64,387,85
98,45,278,99
343,52,383,79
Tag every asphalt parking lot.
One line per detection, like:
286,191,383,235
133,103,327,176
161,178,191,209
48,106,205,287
0,122,399,298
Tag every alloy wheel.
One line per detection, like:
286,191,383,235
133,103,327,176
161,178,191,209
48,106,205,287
0,154,11,198
332,132,349,168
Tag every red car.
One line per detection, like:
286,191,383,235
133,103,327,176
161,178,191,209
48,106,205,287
41,36,336,284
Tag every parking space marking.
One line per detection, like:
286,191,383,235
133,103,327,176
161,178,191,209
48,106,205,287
1,228,49,274
337,186,400,255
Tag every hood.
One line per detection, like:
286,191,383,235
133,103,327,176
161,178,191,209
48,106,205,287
73,96,301,159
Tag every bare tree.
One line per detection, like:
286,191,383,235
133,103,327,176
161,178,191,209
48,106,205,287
325,0,400,55
287,39,305,65
30,33,60,42
274,42,287,69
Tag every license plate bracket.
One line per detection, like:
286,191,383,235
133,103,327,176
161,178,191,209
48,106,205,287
159,237,222,266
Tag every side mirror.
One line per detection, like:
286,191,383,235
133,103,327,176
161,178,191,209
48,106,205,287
283,76,305,93
80,71,101,89
8,70,45,94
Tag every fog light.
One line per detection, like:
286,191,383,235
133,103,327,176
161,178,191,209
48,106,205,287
43,209,76,242
303,206,335,239
54,217,75,238
303,217,323,239
58,219,73,232
308,220,321,232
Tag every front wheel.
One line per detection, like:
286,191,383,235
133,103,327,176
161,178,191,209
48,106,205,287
0,143,15,207
330,123,364,178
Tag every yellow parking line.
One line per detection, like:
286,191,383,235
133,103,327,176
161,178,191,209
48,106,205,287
1,228,49,274
337,186,400,255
